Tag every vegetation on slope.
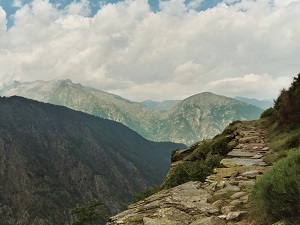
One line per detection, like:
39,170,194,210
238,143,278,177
251,73,300,224
0,80,263,145
0,96,185,225
162,121,240,189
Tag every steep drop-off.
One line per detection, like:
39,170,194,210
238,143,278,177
0,96,185,225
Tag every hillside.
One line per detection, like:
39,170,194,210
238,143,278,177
107,73,300,225
0,96,185,225
157,92,263,144
0,80,160,140
107,121,273,225
0,80,263,145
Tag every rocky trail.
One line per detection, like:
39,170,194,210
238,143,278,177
107,124,274,225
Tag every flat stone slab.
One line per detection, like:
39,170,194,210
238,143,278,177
107,181,219,225
220,158,267,167
251,154,263,159
228,150,256,158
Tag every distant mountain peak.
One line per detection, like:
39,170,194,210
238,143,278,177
0,80,263,145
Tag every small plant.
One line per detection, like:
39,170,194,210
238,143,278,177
252,148,300,224
71,200,108,225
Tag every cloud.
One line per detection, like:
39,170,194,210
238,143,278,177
65,0,91,16
208,74,293,99
0,0,299,101
0,6,6,32
12,0,24,8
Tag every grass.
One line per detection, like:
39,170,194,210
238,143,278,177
251,148,300,224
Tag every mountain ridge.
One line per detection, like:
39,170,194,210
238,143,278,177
0,80,264,145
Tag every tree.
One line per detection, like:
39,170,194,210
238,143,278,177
274,73,300,124
71,200,107,225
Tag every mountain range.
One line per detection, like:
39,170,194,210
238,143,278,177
0,96,185,225
0,80,264,145
234,96,274,109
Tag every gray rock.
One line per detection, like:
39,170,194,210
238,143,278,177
217,181,226,189
143,217,180,225
230,192,247,200
251,154,263,159
190,216,226,225
221,205,235,214
228,199,242,207
241,170,259,176
225,185,241,192
226,211,248,221
261,147,270,151
212,200,224,209
238,180,256,188
220,158,266,167
158,207,193,224
227,150,256,157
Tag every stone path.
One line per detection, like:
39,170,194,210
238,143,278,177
107,124,274,225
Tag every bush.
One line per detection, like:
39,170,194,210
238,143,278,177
260,107,276,120
163,161,213,189
284,134,300,149
252,149,300,224
210,137,231,156
190,142,212,161
274,74,300,124
71,200,108,225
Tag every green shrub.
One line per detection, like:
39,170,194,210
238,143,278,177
284,134,300,149
252,148,300,224
260,107,276,120
190,142,212,161
211,137,232,156
71,200,108,225
205,154,222,168
163,161,213,189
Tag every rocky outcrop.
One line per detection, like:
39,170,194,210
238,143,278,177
107,124,274,225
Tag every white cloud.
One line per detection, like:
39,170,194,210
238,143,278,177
65,0,91,16
12,0,24,8
0,6,6,33
0,0,299,101
208,74,293,99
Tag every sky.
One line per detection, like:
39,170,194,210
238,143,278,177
0,0,299,102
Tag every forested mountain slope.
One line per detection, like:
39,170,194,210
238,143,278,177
0,96,185,225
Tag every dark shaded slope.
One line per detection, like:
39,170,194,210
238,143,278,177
0,96,185,225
